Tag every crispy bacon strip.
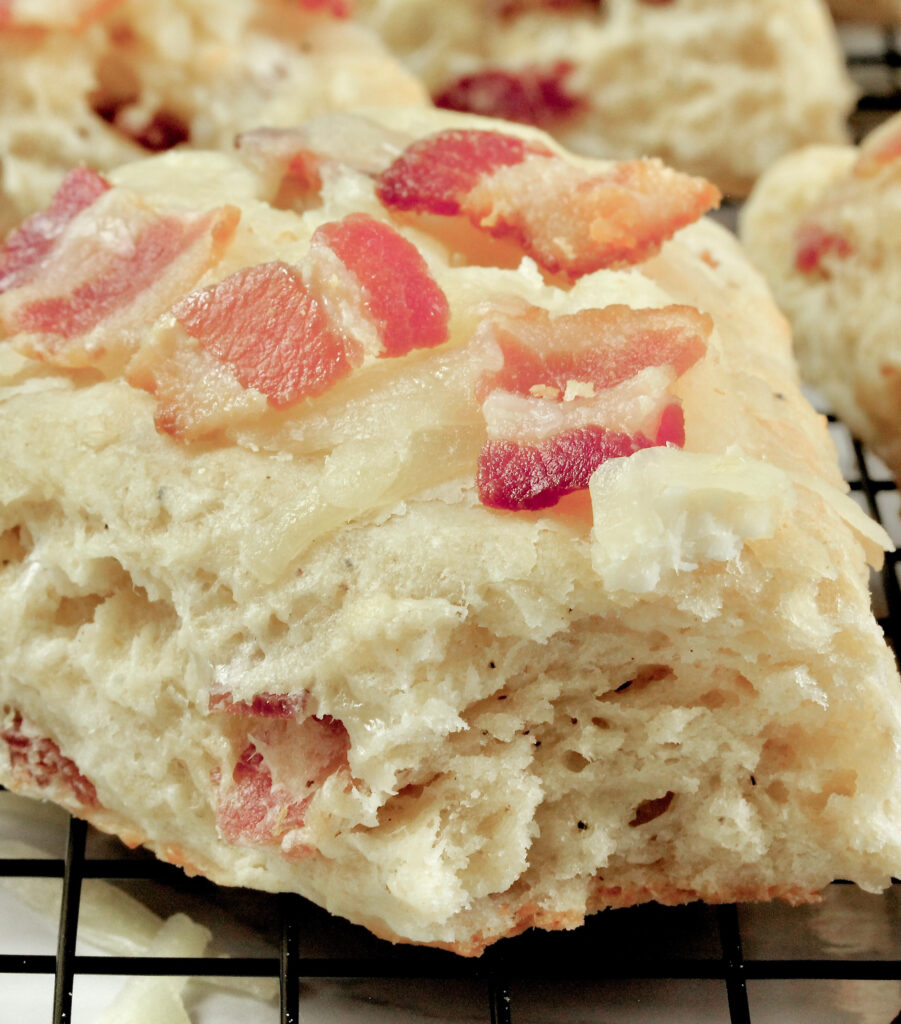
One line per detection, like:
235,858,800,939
19,214,216,341
377,129,552,217
172,260,361,408
481,304,709,398
475,304,710,510
313,213,449,357
376,129,720,278
479,426,655,511
2,191,240,370
0,168,110,293
135,214,451,439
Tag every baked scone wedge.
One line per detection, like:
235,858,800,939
1,109,899,956
740,111,901,481
354,0,856,196
0,0,427,234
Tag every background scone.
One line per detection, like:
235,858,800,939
1,108,899,955
741,111,901,481
354,0,856,196
0,0,426,234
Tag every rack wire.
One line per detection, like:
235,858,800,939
2,20,901,1024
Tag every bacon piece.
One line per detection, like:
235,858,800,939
172,261,362,409
126,329,271,439
312,213,449,357
377,129,552,217
1,712,99,808
794,222,853,276
297,0,351,15
218,743,310,845
434,63,585,129
3,196,239,371
376,129,719,278
481,304,709,399
216,716,349,847
19,215,212,340
654,401,685,447
475,304,710,510
478,426,655,510
94,106,191,153
134,214,450,440
0,168,110,294
209,691,308,719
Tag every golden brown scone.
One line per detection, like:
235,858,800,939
0,0,426,233
740,111,901,481
354,0,856,196
1,109,899,955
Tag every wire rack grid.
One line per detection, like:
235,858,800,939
1,22,901,1024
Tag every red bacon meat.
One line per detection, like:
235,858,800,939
0,167,110,294
173,260,361,408
0,178,240,371
475,303,711,510
135,213,450,440
794,223,854,276
297,0,351,16
434,63,586,129
215,716,350,849
1,712,99,808
376,128,720,278
312,213,449,358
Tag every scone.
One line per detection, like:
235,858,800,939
1,108,900,955
740,112,901,481
354,0,856,196
0,0,426,233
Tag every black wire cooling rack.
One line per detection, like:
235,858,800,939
2,21,901,1024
